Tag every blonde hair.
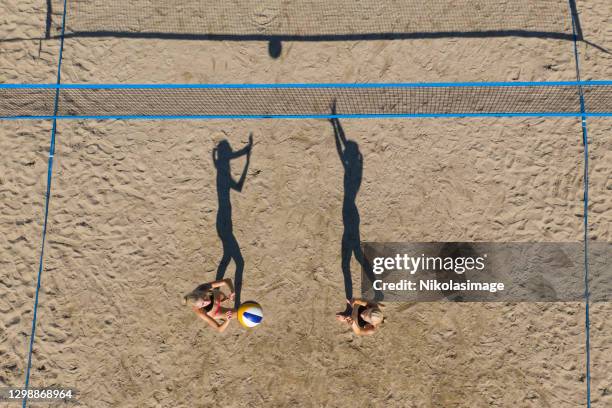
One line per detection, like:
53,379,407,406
182,285,212,306
368,308,384,326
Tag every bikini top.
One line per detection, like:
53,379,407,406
201,294,213,312
202,293,222,316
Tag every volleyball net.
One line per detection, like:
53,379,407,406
1,82,611,120
46,0,575,40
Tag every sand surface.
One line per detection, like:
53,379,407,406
1,1,611,407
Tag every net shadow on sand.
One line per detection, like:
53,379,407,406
6,0,609,56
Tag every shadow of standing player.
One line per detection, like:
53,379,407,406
329,103,383,313
213,134,253,308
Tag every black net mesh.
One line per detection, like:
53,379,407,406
46,0,573,39
583,85,612,114
1,83,610,119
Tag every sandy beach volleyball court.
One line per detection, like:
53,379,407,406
1,1,611,406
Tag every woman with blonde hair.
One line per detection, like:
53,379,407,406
183,278,236,333
336,298,384,336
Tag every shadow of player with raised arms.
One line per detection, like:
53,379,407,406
329,103,383,321
213,134,253,308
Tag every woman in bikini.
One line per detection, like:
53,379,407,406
183,278,236,333
336,298,384,336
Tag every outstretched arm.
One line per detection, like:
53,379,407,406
231,135,252,192
332,123,344,160
351,321,377,336
211,278,235,294
351,298,369,307
329,102,346,161
230,133,254,159
193,307,231,333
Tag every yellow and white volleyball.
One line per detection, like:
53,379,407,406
237,302,263,328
